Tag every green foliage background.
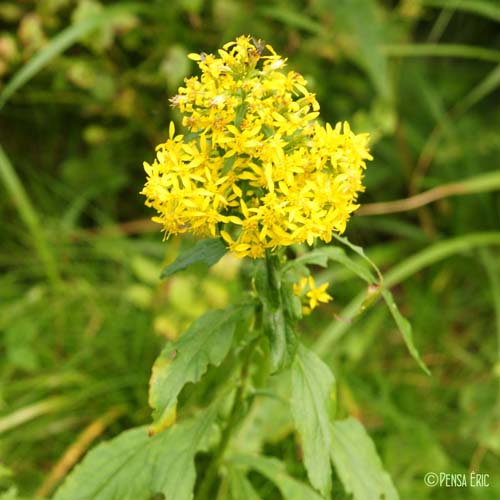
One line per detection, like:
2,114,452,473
1,0,499,498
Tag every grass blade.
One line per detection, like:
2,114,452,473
422,0,500,23
0,145,61,286
455,63,500,115
384,43,500,63
315,232,500,356
0,4,144,110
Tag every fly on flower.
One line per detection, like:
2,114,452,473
141,35,373,259
251,37,266,55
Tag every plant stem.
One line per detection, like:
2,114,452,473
197,338,258,499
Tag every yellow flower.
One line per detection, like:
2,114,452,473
141,35,372,258
293,275,333,314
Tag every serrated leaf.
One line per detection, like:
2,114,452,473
291,344,335,496
54,409,216,500
149,306,248,434
330,417,399,500
160,238,227,278
229,455,323,500
381,289,430,375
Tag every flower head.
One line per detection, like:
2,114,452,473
142,35,372,258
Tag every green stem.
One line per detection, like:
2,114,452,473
0,144,61,287
197,338,258,499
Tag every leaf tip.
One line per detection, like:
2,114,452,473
148,406,177,436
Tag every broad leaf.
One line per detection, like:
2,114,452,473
149,306,248,434
381,289,430,375
54,409,216,500
160,238,227,278
330,417,399,500
255,258,298,372
291,344,335,496
229,455,323,500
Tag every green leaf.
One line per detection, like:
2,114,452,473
149,306,248,434
330,417,399,500
265,308,288,372
281,276,302,321
229,455,323,500
381,289,430,375
331,235,429,374
255,257,298,373
54,409,216,500
286,250,330,269
315,232,500,355
285,246,376,284
332,234,382,282
234,102,248,128
291,344,335,496
226,467,262,500
160,238,227,278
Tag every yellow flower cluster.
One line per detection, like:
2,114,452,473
293,276,333,315
142,35,372,258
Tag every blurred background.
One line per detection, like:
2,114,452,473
1,0,499,498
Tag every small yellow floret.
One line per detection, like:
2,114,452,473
293,275,333,314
